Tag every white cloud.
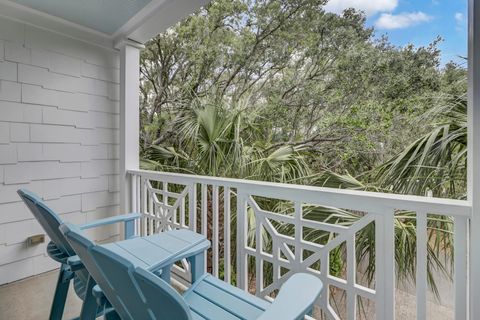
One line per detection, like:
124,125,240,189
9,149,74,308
324,0,398,16
455,12,466,31
455,12,464,23
375,12,433,30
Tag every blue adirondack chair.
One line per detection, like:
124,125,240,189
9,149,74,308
18,189,139,320
18,189,209,320
60,222,324,320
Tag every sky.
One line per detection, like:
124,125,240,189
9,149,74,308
324,0,468,66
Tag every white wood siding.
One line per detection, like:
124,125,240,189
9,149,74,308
0,15,121,284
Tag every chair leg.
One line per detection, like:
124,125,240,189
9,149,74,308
49,264,71,320
188,253,205,283
104,309,121,320
306,307,313,317
79,276,98,320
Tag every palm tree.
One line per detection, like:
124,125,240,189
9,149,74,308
314,94,467,299
142,96,311,183
142,95,465,313
142,97,311,278
375,95,466,199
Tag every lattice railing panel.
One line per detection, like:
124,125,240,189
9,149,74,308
129,170,471,320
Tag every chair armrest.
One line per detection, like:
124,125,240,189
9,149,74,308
66,255,85,271
257,273,323,320
79,213,141,230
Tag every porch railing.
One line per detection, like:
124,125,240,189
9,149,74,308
127,169,471,320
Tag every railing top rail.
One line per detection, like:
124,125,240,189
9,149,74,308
128,169,472,217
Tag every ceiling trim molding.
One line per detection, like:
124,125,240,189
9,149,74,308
0,0,210,50
111,0,166,41
115,0,209,44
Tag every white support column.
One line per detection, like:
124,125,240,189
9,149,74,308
118,40,143,214
468,0,480,318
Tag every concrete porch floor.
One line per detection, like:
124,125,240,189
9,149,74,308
0,268,82,319
0,267,455,320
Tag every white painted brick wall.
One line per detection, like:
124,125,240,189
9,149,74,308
0,81,21,102
0,122,9,143
10,123,29,142
0,101,43,123
0,16,121,284
0,41,4,61
0,61,17,81
0,145,17,164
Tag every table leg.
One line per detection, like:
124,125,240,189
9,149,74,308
188,253,205,283
160,264,172,283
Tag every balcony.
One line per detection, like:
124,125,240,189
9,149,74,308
0,0,479,319
127,169,470,319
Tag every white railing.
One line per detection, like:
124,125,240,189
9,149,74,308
128,169,471,320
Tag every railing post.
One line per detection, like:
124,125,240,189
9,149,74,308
347,236,356,320
188,183,197,232
375,213,385,320
212,185,219,277
416,212,428,320
130,174,137,213
455,216,468,320
386,212,396,320
236,189,248,290
224,187,231,283
201,184,208,272
375,211,395,320
130,174,138,235
140,176,147,235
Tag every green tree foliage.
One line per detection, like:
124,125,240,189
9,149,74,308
375,95,467,198
142,97,311,183
140,0,458,175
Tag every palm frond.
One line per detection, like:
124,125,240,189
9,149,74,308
375,95,467,198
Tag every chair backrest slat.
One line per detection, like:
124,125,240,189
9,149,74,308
18,189,75,256
132,267,191,320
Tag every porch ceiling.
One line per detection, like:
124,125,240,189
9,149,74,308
9,0,152,35
0,0,210,48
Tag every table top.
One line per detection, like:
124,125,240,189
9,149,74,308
101,229,210,271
